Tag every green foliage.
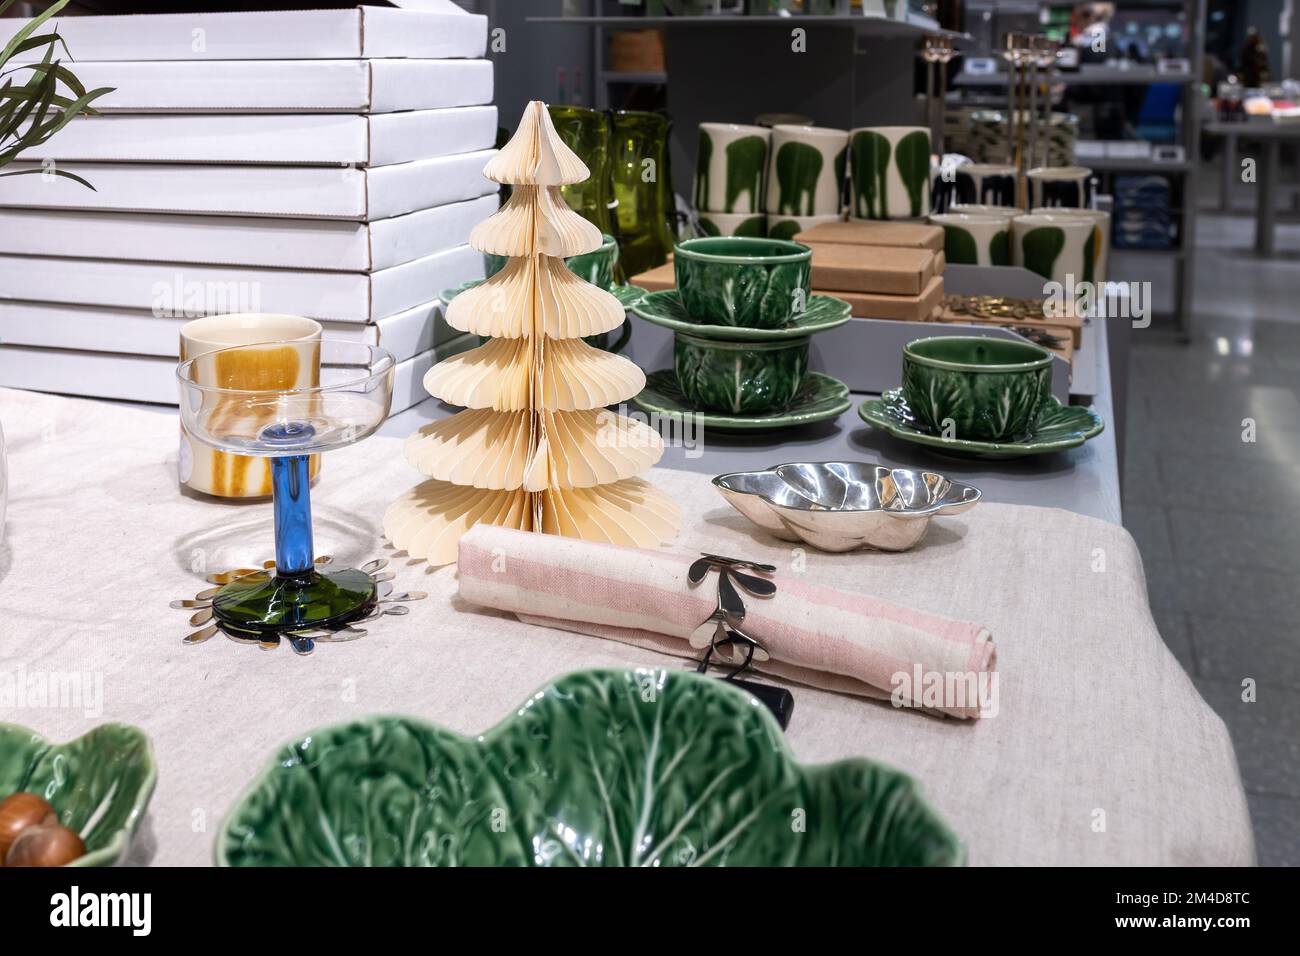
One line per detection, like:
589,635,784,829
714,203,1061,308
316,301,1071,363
1,0,113,188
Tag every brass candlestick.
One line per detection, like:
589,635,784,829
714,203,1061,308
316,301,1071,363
1032,37,1061,170
921,33,957,160
1002,33,1025,170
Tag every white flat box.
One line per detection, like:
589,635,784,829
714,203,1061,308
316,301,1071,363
0,297,461,362
3,4,487,62
0,336,475,412
1104,141,1153,159
72,59,493,114
0,246,484,324
391,339,479,414
0,196,498,271
0,151,497,220
22,107,497,166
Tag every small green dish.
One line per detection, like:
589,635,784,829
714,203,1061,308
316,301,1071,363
902,335,1053,442
216,669,961,866
486,232,620,285
675,332,809,414
858,388,1104,459
636,369,851,431
674,236,812,329
633,289,851,341
0,722,156,866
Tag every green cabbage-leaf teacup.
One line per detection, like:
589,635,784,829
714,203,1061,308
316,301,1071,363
675,331,809,414
901,336,1053,442
485,233,619,288
674,236,812,329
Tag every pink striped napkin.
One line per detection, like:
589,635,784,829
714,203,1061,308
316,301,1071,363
457,525,997,719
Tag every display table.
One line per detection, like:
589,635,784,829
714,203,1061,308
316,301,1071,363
0,386,1252,866
383,318,1122,525
1205,119,1300,256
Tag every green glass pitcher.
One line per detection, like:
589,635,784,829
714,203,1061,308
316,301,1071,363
547,104,616,237
610,109,679,280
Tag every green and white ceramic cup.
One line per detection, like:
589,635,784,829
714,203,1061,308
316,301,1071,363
1030,206,1110,284
901,335,1053,442
849,125,932,220
1012,213,1098,285
674,236,813,330
929,212,1012,267
954,163,1018,207
694,122,770,216
698,211,768,238
764,125,849,218
950,202,1022,219
1026,165,1094,209
675,331,809,414
766,211,842,241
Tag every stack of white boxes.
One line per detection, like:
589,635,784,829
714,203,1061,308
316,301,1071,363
0,3,499,413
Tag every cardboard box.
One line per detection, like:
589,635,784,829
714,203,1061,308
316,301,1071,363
0,335,477,412
69,59,493,114
22,107,497,166
807,243,940,296
0,297,461,362
820,275,945,322
609,29,666,74
2,4,487,62
627,260,942,320
0,245,483,324
0,151,498,220
629,261,676,292
795,221,945,251
0,195,499,271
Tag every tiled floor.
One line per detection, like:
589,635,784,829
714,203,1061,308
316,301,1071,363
1123,202,1300,866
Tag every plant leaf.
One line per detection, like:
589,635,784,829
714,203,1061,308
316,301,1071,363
0,0,69,66
0,165,96,189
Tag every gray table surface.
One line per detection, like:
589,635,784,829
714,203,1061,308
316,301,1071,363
123,312,1119,525
377,318,1121,525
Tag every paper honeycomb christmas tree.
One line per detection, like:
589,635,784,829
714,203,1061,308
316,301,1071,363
385,101,681,566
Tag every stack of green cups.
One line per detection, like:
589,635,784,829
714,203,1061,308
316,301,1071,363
694,122,771,239
669,237,818,415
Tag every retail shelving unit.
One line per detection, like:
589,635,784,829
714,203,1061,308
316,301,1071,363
531,2,967,204
956,0,1206,334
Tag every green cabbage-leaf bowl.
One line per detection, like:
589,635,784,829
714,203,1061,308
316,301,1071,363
216,669,962,867
0,722,156,866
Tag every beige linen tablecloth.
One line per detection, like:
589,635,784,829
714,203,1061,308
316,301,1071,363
0,387,1253,866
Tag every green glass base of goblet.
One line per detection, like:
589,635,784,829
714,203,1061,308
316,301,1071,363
212,568,377,636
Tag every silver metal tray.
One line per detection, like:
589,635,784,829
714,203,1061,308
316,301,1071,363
713,461,981,553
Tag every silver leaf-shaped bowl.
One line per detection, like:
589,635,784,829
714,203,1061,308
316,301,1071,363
713,461,981,553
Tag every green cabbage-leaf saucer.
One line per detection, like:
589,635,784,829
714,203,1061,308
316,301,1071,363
859,388,1104,459
216,669,961,867
635,369,851,431
633,289,852,341
0,722,157,866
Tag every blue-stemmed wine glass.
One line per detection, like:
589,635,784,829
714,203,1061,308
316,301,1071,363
177,341,395,645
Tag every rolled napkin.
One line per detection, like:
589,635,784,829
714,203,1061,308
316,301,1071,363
457,525,997,719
